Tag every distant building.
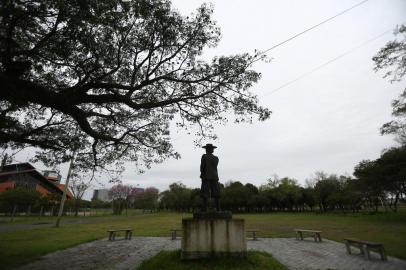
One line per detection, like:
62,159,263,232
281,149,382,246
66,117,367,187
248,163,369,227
92,189,110,202
42,170,62,183
132,187,144,193
0,163,72,198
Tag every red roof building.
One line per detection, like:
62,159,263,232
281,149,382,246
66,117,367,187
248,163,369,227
0,163,72,199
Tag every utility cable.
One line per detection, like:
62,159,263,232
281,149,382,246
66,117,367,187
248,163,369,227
261,28,392,97
260,0,370,54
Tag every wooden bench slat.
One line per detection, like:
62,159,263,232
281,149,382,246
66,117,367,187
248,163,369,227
107,228,133,241
294,229,321,233
344,238,382,246
344,238,387,261
294,229,322,242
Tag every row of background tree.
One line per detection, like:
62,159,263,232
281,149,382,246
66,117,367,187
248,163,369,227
1,144,404,215
109,144,405,214
0,188,102,216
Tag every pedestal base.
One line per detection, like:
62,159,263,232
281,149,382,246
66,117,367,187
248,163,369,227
181,215,246,259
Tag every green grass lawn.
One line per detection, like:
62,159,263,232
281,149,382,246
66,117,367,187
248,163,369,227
0,208,120,224
137,250,288,270
237,211,406,259
0,211,405,269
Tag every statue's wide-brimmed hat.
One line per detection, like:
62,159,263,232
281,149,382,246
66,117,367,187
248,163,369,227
202,143,217,149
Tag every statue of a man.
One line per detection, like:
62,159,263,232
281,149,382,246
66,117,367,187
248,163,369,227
200,143,220,212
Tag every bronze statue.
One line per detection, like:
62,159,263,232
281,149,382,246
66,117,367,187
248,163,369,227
200,143,220,212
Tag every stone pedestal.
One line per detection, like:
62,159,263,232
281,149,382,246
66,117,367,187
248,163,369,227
181,212,246,259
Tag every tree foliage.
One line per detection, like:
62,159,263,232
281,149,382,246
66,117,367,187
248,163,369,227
158,175,364,213
159,182,193,211
0,0,270,171
68,171,91,216
373,25,406,144
131,186,159,210
0,187,41,212
354,146,406,212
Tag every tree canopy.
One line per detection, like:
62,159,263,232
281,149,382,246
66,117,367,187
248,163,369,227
0,0,270,170
354,146,406,211
373,24,406,145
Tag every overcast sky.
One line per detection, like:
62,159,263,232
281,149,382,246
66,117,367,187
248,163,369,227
15,0,406,197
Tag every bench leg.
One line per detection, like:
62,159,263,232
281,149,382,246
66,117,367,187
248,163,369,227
109,232,113,241
129,231,132,240
317,233,322,242
313,234,317,242
171,231,175,240
359,245,364,255
363,245,370,260
296,232,302,240
380,247,387,261
253,231,257,240
345,242,351,254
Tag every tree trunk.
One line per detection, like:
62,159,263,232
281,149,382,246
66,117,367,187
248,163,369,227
393,193,399,212
39,206,43,219
56,154,75,227
10,205,17,222
380,197,388,212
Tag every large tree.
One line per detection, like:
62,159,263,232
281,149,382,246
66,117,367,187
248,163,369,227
373,24,406,145
354,147,406,212
0,0,270,170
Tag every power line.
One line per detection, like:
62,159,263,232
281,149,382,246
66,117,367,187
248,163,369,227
260,0,370,54
261,28,392,97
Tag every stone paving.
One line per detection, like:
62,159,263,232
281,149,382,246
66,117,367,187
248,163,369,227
251,238,406,270
16,237,179,270
16,237,406,270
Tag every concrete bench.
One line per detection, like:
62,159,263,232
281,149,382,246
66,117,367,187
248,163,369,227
246,229,259,240
170,229,182,240
344,238,387,261
107,228,133,241
294,229,322,242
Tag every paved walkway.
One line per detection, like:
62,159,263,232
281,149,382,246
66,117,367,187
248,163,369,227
16,237,406,270
251,238,406,270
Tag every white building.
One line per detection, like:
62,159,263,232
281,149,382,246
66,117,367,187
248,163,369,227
92,189,110,202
